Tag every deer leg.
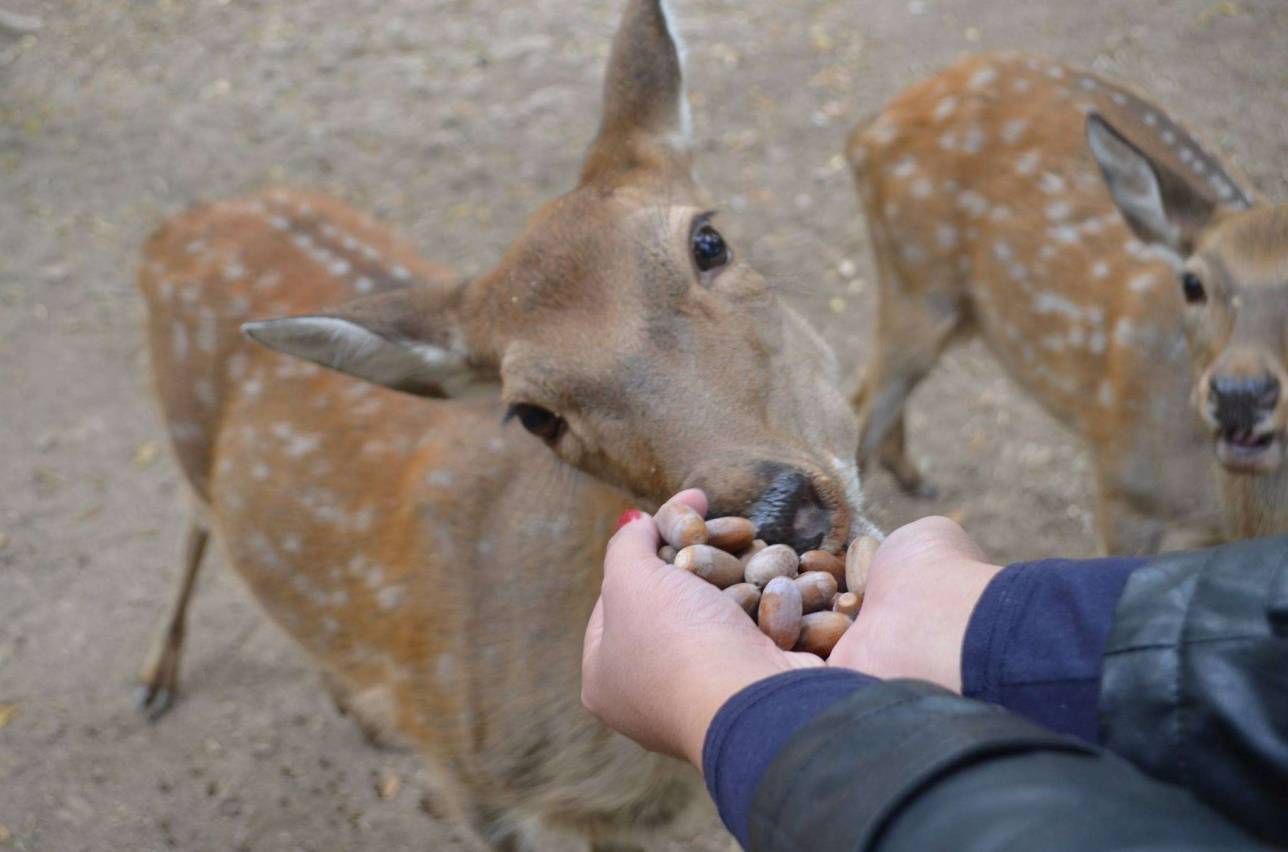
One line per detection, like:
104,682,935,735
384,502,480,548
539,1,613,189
1093,478,1165,557
853,302,959,500
460,800,523,852
137,519,209,720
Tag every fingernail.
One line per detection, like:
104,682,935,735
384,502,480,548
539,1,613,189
614,508,643,531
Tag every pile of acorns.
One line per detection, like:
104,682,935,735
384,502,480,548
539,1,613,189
655,501,877,658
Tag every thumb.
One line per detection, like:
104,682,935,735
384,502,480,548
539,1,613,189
582,593,605,666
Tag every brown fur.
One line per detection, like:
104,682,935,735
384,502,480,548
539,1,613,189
847,51,1286,553
136,2,870,848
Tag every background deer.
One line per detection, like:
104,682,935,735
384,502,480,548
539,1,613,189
847,51,1285,554
137,0,872,848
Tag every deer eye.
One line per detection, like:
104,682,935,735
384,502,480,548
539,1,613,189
1180,271,1207,305
692,224,730,272
506,403,565,443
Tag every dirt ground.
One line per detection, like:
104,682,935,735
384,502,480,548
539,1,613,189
1,0,1285,849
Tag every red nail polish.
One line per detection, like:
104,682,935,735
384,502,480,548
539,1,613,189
615,508,643,531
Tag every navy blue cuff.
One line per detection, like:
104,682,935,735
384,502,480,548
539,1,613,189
962,556,1145,743
702,668,876,848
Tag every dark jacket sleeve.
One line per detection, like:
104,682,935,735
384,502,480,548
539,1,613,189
1099,534,1288,845
748,679,1262,852
962,556,1144,742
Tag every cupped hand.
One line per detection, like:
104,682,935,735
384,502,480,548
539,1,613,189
581,490,821,770
828,516,1002,692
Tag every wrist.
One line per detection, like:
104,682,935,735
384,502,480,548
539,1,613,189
678,651,801,770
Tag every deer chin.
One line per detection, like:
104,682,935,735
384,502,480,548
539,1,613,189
1215,428,1285,475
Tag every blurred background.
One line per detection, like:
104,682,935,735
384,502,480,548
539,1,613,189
1,0,1286,848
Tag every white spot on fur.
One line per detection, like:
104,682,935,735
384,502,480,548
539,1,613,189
1016,151,1040,176
1034,291,1083,319
1039,173,1066,194
1128,272,1157,293
377,585,406,611
172,322,189,360
1098,380,1114,406
1046,200,1072,221
892,156,918,179
968,66,997,90
911,178,932,198
1051,225,1081,245
355,276,375,293
196,314,218,353
933,97,958,120
868,116,898,146
960,127,985,154
1000,118,1027,144
957,190,989,217
1091,261,1110,279
936,224,958,249
1113,317,1136,346
1111,92,1127,106
1012,78,1031,93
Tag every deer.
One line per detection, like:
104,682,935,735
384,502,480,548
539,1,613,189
136,1,874,848
846,51,1287,554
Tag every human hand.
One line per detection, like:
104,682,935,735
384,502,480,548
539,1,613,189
828,516,1002,692
581,489,822,770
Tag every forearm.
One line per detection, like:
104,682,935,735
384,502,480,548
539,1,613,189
749,680,1256,852
961,555,1144,742
702,669,877,847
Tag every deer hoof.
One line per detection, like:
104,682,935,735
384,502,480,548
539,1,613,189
135,682,175,722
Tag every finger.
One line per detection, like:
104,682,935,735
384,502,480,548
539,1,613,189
884,515,987,563
784,650,827,670
845,535,878,596
666,488,709,518
603,511,664,587
580,595,606,715
582,594,605,661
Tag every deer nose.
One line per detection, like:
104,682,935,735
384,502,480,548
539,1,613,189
745,467,831,553
1210,374,1280,434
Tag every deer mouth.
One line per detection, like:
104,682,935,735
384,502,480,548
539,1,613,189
1215,427,1284,474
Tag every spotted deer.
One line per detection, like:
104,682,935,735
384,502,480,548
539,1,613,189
137,1,872,847
848,51,1287,554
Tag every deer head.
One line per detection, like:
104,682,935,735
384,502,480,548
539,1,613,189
1088,113,1288,476
243,0,866,551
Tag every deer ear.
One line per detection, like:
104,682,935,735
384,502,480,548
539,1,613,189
1086,112,1247,260
242,285,497,398
579,0,693,186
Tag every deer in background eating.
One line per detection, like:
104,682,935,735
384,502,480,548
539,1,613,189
847,51,1287,553
137,0,872,848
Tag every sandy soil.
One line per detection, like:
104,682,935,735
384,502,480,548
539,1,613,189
1,0,1285,849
